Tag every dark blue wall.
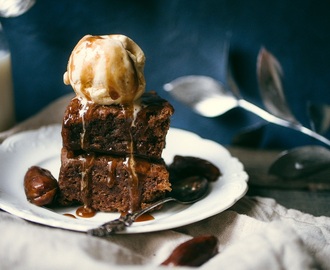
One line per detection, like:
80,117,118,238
1,0,330,149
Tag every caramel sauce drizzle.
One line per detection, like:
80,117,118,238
77,152,96,218
76,205,96,218
135,213,154,222
63,213,76,219
79,98,91,149
77,98,143,216
77,99,97,217
106,159,117,187
123,103,141,213
120,212,154,222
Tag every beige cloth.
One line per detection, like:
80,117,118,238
0,95,329,269
1,197,329,269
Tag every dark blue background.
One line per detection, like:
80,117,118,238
1,0,330,149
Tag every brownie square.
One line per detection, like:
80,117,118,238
61,91,174,159
58,148,171,213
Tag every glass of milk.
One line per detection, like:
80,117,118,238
0,0,36,131
0,0,36,17
0,23,15,131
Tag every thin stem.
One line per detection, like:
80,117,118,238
238,99,330,147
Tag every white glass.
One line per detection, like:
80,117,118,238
0,0,36,17
0,23,15,131
0,0,36,131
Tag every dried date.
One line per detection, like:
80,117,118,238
24,166,58,206
161,235,219,267
168,155,221,182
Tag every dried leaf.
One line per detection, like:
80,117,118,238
308,103,330,135
269,146,330,179
161,235,218,267
257,47,299,124
222,40,242,98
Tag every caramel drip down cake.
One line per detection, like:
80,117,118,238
57,34,174,213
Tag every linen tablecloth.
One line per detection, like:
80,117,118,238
0,94,329,270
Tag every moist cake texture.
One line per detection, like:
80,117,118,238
62,91,174,159
58,148,171,212
58,91,173,212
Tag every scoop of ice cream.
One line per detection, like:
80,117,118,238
63,34,146,105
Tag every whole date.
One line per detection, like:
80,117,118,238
24,166,58,206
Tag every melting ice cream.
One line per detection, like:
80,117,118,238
63,34,146,105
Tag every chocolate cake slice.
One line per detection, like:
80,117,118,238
58,34,174,214
58,148,171,213
61,91,174,159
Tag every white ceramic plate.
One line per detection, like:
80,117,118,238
0,125,248,234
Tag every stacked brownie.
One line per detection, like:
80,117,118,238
58,91,174,213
